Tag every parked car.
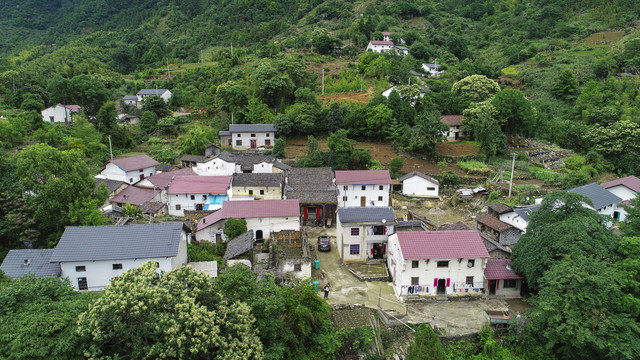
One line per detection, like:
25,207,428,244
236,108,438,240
317,236,331,251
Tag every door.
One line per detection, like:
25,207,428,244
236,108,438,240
250,140,257,148
195,204,203,211
489,280,497,295
614,211,620,220
360,196,366,207
256,230,263,240
437,279,446,294
372,243,383,259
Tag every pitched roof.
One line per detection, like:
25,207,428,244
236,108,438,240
476,214,514,233
438,221,472,231
111,185,156,206
95,178,127,194
335,170,391,185
512,205,540,222
285,167,337,204
123,95,138,100
196,199,300,231
424,63,441,70
223,231,254,261
141,168,197,189
396,231,490,260
167,176,231,194
0,249,61,278
395,45,409,50
484,259,524,280
137,89,170,96
50,223,187,262
338,207,396,223
566,183,622,210
370,41,394,45
155,164,177,172
233,173,282,187
398,171,439,185
111,154,159,171
601,175,640,193
140,201,165,215
228,124,276,133
209,151,279,171
382,31,392,35
179,154,207,163
60,104,81,112
488,202,513,215
441,115,463,126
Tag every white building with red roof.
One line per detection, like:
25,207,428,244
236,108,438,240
41,104,82,125
387,230,489,299
602,175,640,203
335,170,391,207
366,40,395,53
195,199,300,243
167,176,232,216
483,259,525,298
98,154,159,184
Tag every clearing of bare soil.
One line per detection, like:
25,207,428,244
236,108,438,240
318,91,375,105
436,141,480,157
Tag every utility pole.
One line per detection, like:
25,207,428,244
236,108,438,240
108,135,114,160
508,153,517,197
231,112,234,124
322,68,325,95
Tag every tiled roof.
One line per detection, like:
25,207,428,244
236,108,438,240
476,214,513,233
123,95,138,100
228,124,276,133
60,104,81,112
335,170,391,185
395,45,409,50
337,207,396,223
156,164,177,172
484,259,524,280
441,115,463,126
95,178,127,194
196,199,300,231
179,154,207,163
601,175,640,193
141,168,197,189
488,202,513,215
111,185,156,206
398,171,439,185
0,249,60,278
424,63,442,69
140,201,165,215
211,151,278,171
285,167,337,204
50,223,187,262
382,32,392,35
566,183,622,210
513,205,540,222
233,173,282,187
396,231,490,260
137,89,170,96
111,154,159,171
219,130,231,136
223,230,254,261
370,41,394,45
438,221,471,231
167,176,231,194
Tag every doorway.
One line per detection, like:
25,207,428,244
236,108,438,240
437,279,446,294
360,196,366,207
372,243,383,259
255,230,263,240
489,280,497,295
250,140,257,148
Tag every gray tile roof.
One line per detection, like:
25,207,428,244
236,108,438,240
50,223,188,262
1,249,61,278
285,167,337,204
233,173,283,187
215,151,278,171
566,183,622,210
219,131,231,136
123,95,138,100
513,205,540,222
398,171,439,185
224,230,254,261
337,207,396,223
137,89,170,96
228,124,276,133
95,178,127,194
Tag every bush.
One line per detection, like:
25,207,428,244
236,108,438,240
529,166,560,183
224,218,247,240
389,157,403,179
188,242,225,262
564,155,586,170
457,160,490,175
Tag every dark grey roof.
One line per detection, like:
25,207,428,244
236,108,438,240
140,201,166,215
398,171,439,185
50,223,188,262
274,161,292,171
425,63,441,69
219,131,231,136
233,173,282,187
566,183,622,210
337,207,396,223
395,45,409,50
215,151,278,171
123,95,138,100
156,164,177,172
1,249,61,278
228,124,276,133
137,89,170,96
95,178,127,194
179,154,207,163
224,230,254,261
513,205,541,222
285,167,337,204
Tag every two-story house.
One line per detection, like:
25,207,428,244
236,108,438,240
219,124,276,150
232,173,283,200
336,207,396,263
98,154,159,184
566,183,624,221
335,170,391,207
193,151,289,176
167,176,232,216
441,115,467,141
136,89,172,103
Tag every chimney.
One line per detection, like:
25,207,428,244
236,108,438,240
203,218,206,224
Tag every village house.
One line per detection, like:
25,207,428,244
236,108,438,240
195,199,300,243
0,249,61,279
476,214,522,248
365,40,395,53
218,124,276,150
205,143,221,157
98,154,159,184
394,45,409,55
95,178,128,205
223,230,255,269
441,115,468,141
398,171,440,197
336,207,396,263
136,167,198,203
335,170,392,207
387,231,489,299
193,151,289,176
110,185,157,208
179,154,207,169
484,259,525,298
41,104,81,124
382,31,392,41
285,167,338,226
498,204,540,234
602,175,640,220
422,63,443,77
136,89,172,102
232,173,283,200
566,183,625,221
50,223,190,291
167,176,232,216
122,95,139,107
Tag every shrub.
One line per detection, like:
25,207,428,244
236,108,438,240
564,155,586,170
528,166,560,183
389,157,404,178
457,160,490,175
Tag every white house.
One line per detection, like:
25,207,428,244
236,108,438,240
136,89,172,102
394,45,409,56
398,171,439,197
195,199,300,243
422,63,443,77
232,173,283,200
41,104,81,124
441,115,467,141
219,124,276,150
602,176,640,219
382,31,392,42
567,183,625,221
498,204,540,234
123,95,139,107
335,170,391,207
483,259,525,298
50,223,190,291
135,167,198,204
98,154,159,184
387,231,489,299
366,40,395,53
336,207,396,263
193,151,289,176
167,176,232,216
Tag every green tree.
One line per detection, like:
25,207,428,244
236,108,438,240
20,93,44,113
274,114,294,136
452,74,501,103
95,101,117,134
272,138,285,158
327,129,357,170
621,195,640,237
224,218,248,240
406,324,445,360
551,69,579,101
215,81,248,113
312,33,340,55
49,75,109,116
474,113,506,157
492,89,536,135
177,126,216,155
140,111,158,132
122,203,142,219
142,96,171,117
389,157,403,178
387,90,403,122
406,111,448,156
366,104,393,139
242,96,274,124
586,119,640,174
445,34,470,60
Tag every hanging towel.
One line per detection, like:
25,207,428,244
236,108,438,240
416,285,422,292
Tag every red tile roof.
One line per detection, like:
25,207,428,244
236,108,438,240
601,175,640,193
196,199,300,231
335,170,391,185
59,104,81,112
370,41,394,45
167,176,231,195
111,185,156,206
441,115,463,126
382,32,392,35
484,259,524,280
396,230,489,260
141,168,197,189
111,154,159,171
476,214,513,233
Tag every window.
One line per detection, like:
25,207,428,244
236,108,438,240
139,169,143,172
203,195,207,200
503,279,517,288
266,133,270,137
343,186,348,191
260,190,264,195
175,204,181,210
379,185,383,190
349,244,360,255
113,263,123,270
427,187,435,191
49,116,55,123
265,139,271,146
237,134,241,137
350,228,360,236
249,190,253,195
361,185,366,190
294,263,302,272
411,277,419,285
437,261,449,268
129,178,133,183
373,226,386,235
250,133,256,137
378,196,383,201
77,277,88,291
466,276,474,285
76,266,86,272
467,259,475,268
412,260,419,268
236,140,242,146
342,196,348,201
190,195,195,200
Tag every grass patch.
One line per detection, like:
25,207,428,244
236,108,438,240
514,184,537,191
529,166,560,183
501,65,521,76
457,160,490,175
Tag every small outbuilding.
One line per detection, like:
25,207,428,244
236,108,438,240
484,259,525,298
398,171,439,198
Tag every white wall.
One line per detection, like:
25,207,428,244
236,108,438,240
231,132,274,150
253,162,274,173
138,91,172,102
168,192,229,216
338,184,390,207
499,212,529,233
196,216,300,243
100,163,156,184
606,185,636,202
336,218,393,262
483,279,522,298
402,177,439,197
61,257,172,291
366,44,393,53
194,158,236,176
232,186,281,200
41,105,73,124
281,261,312,279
